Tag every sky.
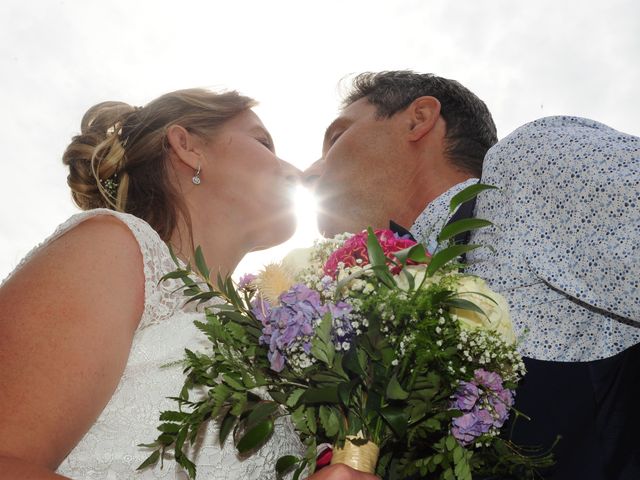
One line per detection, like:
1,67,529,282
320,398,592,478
1,0,638,280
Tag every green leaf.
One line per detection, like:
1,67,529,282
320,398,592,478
453,445,464,463
276,455,300,477
223,374,245,391
160,270,192,282
157,433,175,446
449,183,498,213
246,402,279,428
219,411,236,446
305,406,317,435
425,244,481,277
366,228,396,288
379,406,408,438
393,243,430,265
445,435,457,451
318,405,340,437
176,453,196,479
159,411,188,422
310,314,335,366
301,386,339,404
194,246,210,280
444,298,488,318
286,389,305,408
366,227,387,267
437,218,493,244
137,449,160,470
292,459,309,480
386,374,409,400
337,382,353,407
343,346,366,378
184,291,219,305
291,406,311,435
236,418,275,453
157,422,180,433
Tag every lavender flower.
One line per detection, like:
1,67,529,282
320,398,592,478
450,368,514,446
325,301,354,350
237,273,257,290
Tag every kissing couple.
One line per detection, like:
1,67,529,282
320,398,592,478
1,71,638,480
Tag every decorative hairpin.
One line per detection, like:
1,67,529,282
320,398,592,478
101,174,119,199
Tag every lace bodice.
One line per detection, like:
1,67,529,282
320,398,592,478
5,209,304,479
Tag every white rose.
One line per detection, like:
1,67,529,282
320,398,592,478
451,276,516,345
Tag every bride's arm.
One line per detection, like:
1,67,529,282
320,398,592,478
0,216,145,479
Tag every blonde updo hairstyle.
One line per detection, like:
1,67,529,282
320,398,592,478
63,88,256,241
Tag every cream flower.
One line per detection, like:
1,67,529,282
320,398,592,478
254,248,314,304
255,263,297,304
451,276,516,345
281,247,313,276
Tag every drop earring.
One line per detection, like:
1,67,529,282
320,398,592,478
192,164,201,185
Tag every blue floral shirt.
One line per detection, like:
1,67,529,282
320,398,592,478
411,116,640,362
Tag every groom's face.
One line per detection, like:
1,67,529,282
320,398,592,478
305,98,409,237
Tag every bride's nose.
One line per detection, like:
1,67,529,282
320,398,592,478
302,158,323,189
279,160,302,184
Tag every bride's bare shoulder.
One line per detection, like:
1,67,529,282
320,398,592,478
0,214,146,471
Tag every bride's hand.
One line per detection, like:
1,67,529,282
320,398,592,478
306,464,379,479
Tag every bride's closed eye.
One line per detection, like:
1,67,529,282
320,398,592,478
256,137,274,151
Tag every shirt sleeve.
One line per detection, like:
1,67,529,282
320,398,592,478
481,116,640,322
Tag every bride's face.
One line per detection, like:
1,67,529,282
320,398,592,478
200,109,299,249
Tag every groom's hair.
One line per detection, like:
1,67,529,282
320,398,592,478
342,71,497,176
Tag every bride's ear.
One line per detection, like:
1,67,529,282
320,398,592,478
165,125,201,170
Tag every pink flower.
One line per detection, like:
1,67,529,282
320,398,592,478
324,229,422,278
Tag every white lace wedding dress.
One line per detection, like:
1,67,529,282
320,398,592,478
4,209,304,479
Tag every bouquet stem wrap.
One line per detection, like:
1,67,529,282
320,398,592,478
331,436,380,474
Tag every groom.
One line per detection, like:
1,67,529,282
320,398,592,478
303,71,640,479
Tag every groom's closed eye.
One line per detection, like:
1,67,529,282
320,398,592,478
323,118,349,150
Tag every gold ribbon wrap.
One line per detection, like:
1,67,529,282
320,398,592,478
330,436,380,474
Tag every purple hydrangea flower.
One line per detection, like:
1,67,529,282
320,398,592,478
451,409,494,445
452,381,480,411
253,284,355,372
253,284,325,372
450,369,515,446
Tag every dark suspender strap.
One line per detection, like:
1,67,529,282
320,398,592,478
446,197,477,245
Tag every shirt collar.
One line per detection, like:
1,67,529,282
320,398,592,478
409,178,479,253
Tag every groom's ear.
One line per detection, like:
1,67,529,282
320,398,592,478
406,96,441,142
165,124,202,170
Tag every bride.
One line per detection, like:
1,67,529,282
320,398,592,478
0,88,376,480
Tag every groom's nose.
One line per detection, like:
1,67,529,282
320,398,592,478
302,158,324,190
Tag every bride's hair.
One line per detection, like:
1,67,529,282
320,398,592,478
62,88,256,241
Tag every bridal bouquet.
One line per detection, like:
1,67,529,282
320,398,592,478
139,185,553,479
